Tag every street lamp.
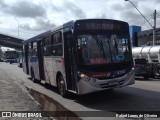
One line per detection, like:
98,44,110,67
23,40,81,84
124,0,156,45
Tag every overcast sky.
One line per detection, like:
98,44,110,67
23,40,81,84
0,0,160,40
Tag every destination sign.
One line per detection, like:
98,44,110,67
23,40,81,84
75,21,128,31
86,23,119,30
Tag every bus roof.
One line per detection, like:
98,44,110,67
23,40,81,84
23,19,128,44
23,30,51,44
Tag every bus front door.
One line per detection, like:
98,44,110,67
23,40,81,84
37,41,45,80
64,32,76,91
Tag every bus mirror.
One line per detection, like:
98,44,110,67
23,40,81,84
71,29,73,34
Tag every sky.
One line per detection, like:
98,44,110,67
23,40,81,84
0,0,160,42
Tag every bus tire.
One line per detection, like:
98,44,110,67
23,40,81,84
153,64,160,78
31,69,38,83
45,83,51,89
58,75,68,98
145,63,153,78
143,76,148,80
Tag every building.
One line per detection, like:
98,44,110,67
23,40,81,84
137,28,160,46
129,25,141,46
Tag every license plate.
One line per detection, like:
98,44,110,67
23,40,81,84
108,81,118,86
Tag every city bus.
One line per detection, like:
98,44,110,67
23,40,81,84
4,50,19,63
22,19,135,97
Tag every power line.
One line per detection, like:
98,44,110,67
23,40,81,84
128,17,153,25
127,11,160,24
127,15,152,22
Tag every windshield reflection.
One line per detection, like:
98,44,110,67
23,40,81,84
76,34,130,65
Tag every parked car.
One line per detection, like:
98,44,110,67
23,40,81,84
134,58,148,79
0,59,4,62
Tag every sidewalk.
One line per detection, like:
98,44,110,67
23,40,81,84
0,67,48,120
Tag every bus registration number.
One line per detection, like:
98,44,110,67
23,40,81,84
108,81,118,86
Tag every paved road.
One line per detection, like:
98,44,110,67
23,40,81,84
0,62,160,120
0,62,49,120
133,77,160,92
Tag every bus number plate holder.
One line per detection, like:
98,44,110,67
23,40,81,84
108,81,118,86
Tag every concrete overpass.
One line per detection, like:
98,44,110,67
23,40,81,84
0,33,24,50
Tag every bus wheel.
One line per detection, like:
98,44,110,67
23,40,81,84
58,75,68,98
153,64,160,78
143,76,148,80
145,63,153,77
45,83,51,89
31,69,38,83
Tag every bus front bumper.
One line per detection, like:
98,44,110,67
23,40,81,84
77,70,135,95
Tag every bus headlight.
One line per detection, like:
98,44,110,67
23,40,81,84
78,72,88,79
78,72,96,83
80,73,86,78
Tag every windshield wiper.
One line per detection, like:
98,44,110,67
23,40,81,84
91,34,105,58
106,40,113,62
114,38,118,55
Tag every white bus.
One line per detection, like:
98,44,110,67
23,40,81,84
4,50,19,63
22,19,135,97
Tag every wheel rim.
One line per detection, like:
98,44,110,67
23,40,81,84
154,65,160,77
59,76,65,95
155,68,160,76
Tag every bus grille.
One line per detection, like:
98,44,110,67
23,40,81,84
95,62,132,72
99,79,125,88
97,74,125,80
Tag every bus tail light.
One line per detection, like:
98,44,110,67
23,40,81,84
61,58,65,68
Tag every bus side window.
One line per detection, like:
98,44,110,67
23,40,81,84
29,42,33,56
52,32,63,56
32,42,37,56
44,34,52,56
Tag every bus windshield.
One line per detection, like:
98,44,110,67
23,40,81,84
76,34,131,65
5,51,18,59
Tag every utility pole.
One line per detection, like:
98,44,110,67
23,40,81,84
125,0,158,46
153,9,157,45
